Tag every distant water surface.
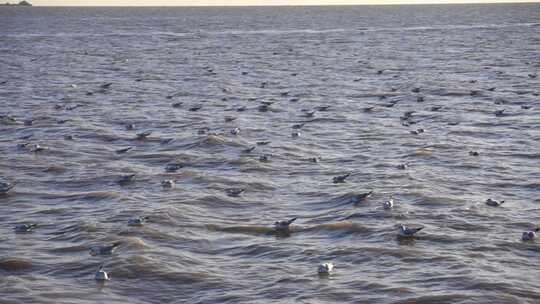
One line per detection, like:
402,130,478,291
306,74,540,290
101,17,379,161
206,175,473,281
1,4,540,304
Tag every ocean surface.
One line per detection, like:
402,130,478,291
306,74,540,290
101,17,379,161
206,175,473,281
1,4,540,303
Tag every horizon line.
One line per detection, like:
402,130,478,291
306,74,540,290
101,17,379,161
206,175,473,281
23,1,540,6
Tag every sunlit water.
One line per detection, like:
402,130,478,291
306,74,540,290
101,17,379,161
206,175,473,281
1,4,540,303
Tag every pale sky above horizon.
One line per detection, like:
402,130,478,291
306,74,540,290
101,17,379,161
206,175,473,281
26,0,540,6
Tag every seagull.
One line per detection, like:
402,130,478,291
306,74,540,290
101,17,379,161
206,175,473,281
383,197,394,209
117,174,136,185
397,163,408,170
274,218,297,232
94,264,110,281
226,188,245,197
401,111,415,120
291,131,301,138
243,146,256,153
161,180,175,189
32,144,47,152
351,191,373,204
89,242,122,256
332,173,351,184
14,223,37,233
485,198,505,207
161,138,174,145
0,181,14,194
522,228,540,241
410,128,425,135
230,128,240,135
128,216,149,227
398,225,424,237
318,262,334,274
115,147,133,154
136,131,152,140
165,163,183,172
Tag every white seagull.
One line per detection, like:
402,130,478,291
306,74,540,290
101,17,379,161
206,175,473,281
94,265,110,281
318,262,334,274
398,225,424,237
274,218,297,232
383,197,394,209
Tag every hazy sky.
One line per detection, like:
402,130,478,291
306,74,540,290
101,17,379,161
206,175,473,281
29,0,540,6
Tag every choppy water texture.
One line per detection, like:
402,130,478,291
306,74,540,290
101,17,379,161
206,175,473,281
1,4,540,303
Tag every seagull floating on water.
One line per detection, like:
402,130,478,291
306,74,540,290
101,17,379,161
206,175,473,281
383,197,394,209
351,191,373,204
94,264,110,281
522,228,540,241
161,180,175,189
14,223,37,233
230,128,240,135
398,225,424,237
32,144,47,152
274,218,297,232
0,181,14,194
226,188,245,197
89,242,122,256
332,173,351,184
397,163,408,170
485,198,505,207
259,155,270,162
243,146,256,153
117,174,136,185
291,131,301,138
128,216,149,227
318,262,334,274
165,163,183,172
136,131,152,140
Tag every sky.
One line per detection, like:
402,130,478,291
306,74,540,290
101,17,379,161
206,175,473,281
27,0,540,6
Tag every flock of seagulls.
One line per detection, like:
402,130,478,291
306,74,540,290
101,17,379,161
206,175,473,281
1,67,537,282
